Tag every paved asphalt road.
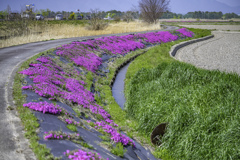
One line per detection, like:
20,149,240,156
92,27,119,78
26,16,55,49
0,26,178,160
0,37,87,160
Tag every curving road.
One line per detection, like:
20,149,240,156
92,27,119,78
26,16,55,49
175,31,240,76
0,37,89,160
0,27,178,160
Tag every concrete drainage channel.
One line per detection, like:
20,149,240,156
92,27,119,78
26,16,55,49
111,51,147,109
98,50,157,160
169,34,214,57
111,34,214,110
111,34,215,148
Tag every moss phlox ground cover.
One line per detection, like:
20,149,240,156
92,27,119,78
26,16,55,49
64,149,108,160
23,101,62,114
19,28,194,159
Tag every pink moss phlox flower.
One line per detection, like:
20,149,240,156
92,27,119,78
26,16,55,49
176,28,194,38
20,29,195,149
22,85,33,90
65,149,105,160
93,120,135,147
56,42,102,72
65,119,73,124
135,31,178,44
44,133,53,139
23,101,61,114
36,56,51,63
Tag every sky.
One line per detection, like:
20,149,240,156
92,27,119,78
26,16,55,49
0,0,240,14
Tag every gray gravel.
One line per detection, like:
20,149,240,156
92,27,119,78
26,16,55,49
180,25,240,31
175,31,240,76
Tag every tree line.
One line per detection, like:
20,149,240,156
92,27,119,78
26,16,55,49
161,11,240,19
0,2,239,21
0,6,139,21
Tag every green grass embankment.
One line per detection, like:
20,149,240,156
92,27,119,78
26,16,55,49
124,28,240,159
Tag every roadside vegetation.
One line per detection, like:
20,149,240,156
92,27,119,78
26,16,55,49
13,50,59,160
124,29,240,159
13,29,192,159
12,24,240,159
0,19,161,48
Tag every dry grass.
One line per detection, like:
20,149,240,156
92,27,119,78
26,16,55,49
0,21,161,48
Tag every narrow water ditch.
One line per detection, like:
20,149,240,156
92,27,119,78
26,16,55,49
111,26,180,109
112,62,131,109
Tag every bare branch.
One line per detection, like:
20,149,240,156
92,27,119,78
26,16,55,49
139,0,170,23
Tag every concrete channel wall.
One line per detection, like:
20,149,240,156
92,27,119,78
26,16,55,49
169,35,214,57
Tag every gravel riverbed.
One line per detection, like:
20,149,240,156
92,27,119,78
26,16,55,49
175,30,240,76
180,25,240,31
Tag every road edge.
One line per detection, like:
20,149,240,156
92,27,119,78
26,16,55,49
4,49,54,160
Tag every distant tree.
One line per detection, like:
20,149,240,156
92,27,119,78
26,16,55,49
184,11,223,19
139,0,170,23
106,10,122,17
218,11,223,19
161,11,174,19
129,5,140,19
105,13,115,19
0,10,8,19
123,11,134,23
87,9,108,30
177,13,182,19
224,12,239,19
6,5,11,14
6,5,11,19
69,12,75,20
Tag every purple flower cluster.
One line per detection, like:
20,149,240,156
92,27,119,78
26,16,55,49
19,57,93,106
176,28,194,38
56,42,102,72
56,29,194,64
20,56,133,146
88,35,145,55
92,121,134,146
20,30,196,156
65,118,80,126
23,101,61,114
134,31,178,44
44,131,80,140
62,78,94,106
64,149,107,160
22,85,33,90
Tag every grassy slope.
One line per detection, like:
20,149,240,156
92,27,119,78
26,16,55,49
12,27,224,160
124,28,240,159
13,43,148,160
